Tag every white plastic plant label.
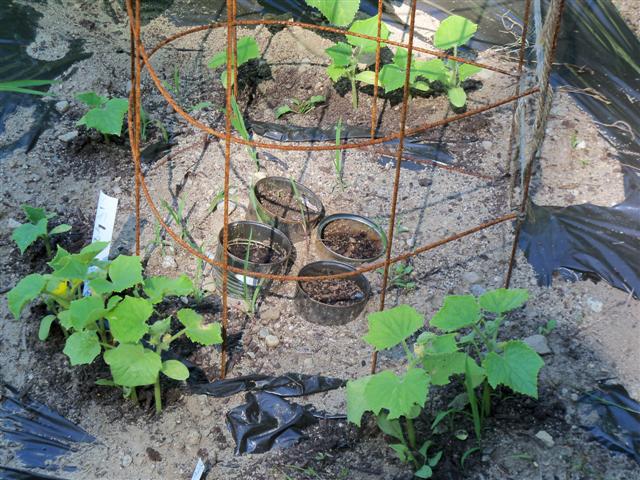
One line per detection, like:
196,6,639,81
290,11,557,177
83,191,118,296
191,458,206,480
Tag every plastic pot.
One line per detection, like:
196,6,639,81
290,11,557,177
248,176,325,243
295,261,371,326
213,221,293,299
316,213,387,265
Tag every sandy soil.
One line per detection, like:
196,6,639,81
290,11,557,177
1,1,639,479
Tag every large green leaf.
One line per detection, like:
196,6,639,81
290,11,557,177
12,218,48,254
76,91,108,107
327,64,348,82
77,241,110,262
479,288,529,314
104,343,162,387
346,375,373,426
376,411,405,441
364,304,424,350
414,59,448,82
208,36,260,71
430,295,479,332
415,332,459,355
177,308,223,346
482,341,544,398
458,63,482,81
161,360,190,381
8,273,47,318
434,15,478,50
22,205,52,223
365,368,430,420
306,0,360,26
378,64,407,93
77,98,129,136
68,296,105,330
422,352,485,388
346,15,390,53
143,275,194,304
106,296,152,344
325,42,353,67
63,331,101,365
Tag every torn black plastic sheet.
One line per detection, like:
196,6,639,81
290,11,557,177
0,465,69,480
0,385,94,478
227,392,345,455
189,372,345,398
579,383,640,463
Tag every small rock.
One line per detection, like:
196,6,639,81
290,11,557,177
481,140,493,150
260,307,280,322
7,218,21,229
463,271,482,284
258,327,270,339
406,238,415,248
112,186,122,195
120,454,133,467
186,430,201,446
58,131,78,143
418,177,432,187
54,100,69,113
576,140,586,150
586,297,603,313
470,284,486,296
570,393,579,402
523,334,552,355
534,430,555,448
265,335,280,348
146,447,162,462
161,256,177,269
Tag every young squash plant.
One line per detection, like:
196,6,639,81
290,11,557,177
7,241,222,413
207,36,260,88
347,305,441,478
11,205,71,257
76,91,129,140
415,288,544,442
304,0,360,27
325,15,390,109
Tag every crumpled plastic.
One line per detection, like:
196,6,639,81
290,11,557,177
579,383,640,463
0,384,94,479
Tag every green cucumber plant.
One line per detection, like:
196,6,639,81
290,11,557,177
208,36,260,88
7,242,222,413
76,91,129,140
325,15,390,109
347,305,441,478
377,262,416,291
415,288,544,441
11,205,71,257
304,0,360,27
275,95,325,119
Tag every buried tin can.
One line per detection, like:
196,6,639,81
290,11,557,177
315,213,387,265
295,261,371,326
248,176,325,243
213,221,293,299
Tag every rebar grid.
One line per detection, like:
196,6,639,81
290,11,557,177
126,0,565,377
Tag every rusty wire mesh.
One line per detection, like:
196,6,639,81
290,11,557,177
125,0,565,377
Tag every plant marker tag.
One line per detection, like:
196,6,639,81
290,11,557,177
82,191,119,296
191,458,206,480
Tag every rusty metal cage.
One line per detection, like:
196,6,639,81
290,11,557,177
125,0,566,377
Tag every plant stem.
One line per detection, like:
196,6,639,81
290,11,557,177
169,329,186,343
130,387,138,405
154,376,162,413
351,75,358,109
43,235,52,257
481,381,491,419
405,417,417,450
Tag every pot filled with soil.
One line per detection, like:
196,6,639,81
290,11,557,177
295,261,371,326
213,221,293,299
248,176,325,243
316,213,387,264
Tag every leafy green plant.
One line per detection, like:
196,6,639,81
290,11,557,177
415,288,544,441
325,15,390,109
347,305,441,477
11,205,71,257
538,318,557,336
274,95,325,119
207,36,260,87
140,108,168,143
162,66,181,99
377,262,416,291
304,0,360,26
7,242,221,413
289,176,309,235
0,79,58,96
231,94,259,171
333,117,346,189
76,91,129,139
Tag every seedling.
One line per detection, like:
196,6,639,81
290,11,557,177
7,242,221,413
415,288,544,441
161,197,188,241
377,262,416,291
189,101,213,112
0,79,58,96
76,91,129,140
304,0,360,26
241,229,263,315
347,305,441,477
207,36,260,88
140,108,168,143
333,117,346,189
325,15,390,109
11,205,71,257
538,318,557,336
162,66,181,99
231,94,259,171
274,95,325,119
289,176,309,235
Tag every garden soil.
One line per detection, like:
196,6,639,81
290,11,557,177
1,1,639,479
